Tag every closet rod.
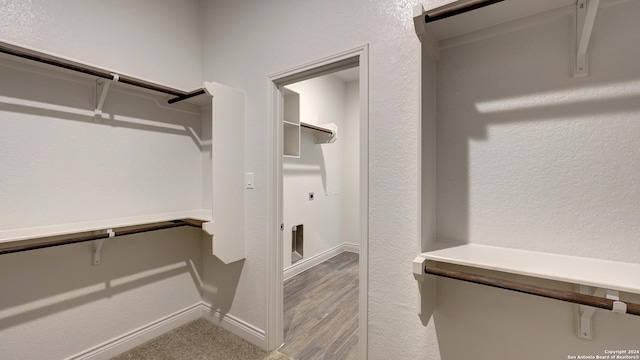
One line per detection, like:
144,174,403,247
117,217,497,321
300,122,333,134
425,266,640,316
424,0,504,23
0,41,203,104
168,89,207,104
0,220,201,256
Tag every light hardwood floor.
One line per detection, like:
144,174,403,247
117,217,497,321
280,251,359,360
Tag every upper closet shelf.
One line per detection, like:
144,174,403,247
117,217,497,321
301,121,338,144
300,121,333,134
414,0,576,42
0,39,208,106
414,242,640,295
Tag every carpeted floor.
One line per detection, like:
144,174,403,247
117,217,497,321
112,318,291,360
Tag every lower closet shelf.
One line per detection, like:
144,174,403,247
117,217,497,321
0,210,213,255
414,242,640,295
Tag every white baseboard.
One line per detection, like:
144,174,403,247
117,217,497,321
66,303,203,360
201,303,266,349
66,302,267,359
283,242,359,281
65,243,356,360
344,242,360,253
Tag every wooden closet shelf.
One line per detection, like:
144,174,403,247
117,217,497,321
300,122,334,135
0,210,213,255
0,40,205,104
414,242,640,295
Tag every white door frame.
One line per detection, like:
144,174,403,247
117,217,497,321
266,44,369,358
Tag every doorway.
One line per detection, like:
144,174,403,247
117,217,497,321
280,67,360,359
267,45,369,358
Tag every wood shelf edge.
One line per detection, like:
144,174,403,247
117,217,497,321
300,121,335,135
0,209,213,245
421,242,640,295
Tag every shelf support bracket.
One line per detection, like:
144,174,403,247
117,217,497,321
93,228,115,266
95,73,120,122
412,255,429,314
577,286,625,340
413,4,440,60
574,0,599,77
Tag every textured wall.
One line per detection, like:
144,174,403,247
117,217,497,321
0,1,205,359
0,0,203,90
434,1,640,358
0,227,203,360
436,1,640,263
200,0,432,357
0,63,203,229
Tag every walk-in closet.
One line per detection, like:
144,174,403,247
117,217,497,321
2,0,640,359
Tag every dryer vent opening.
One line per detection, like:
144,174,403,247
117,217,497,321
292,225,303,264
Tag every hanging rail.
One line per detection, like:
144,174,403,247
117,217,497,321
424,266,640,316
0,41,204,104
300,122,334,134
424,0,504,23
0,220,203,256
167,89,207,104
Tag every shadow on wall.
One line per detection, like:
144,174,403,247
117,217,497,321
200,234,245,316
283,130,328,192
434,3,640,249
0,58,203,146
420,2,640,358
431,266,640,359
436,69,640,251
0,227,203,333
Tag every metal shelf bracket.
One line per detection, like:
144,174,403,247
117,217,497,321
578,286,625,340
95,73,120,122
93,228,115,266
575,0,600,77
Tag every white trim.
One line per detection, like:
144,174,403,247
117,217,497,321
344,242,360,253
283,243,360,281
267,44,369,359
65,303,203,360
266,74,284,351
357,45,370,360
201,303,267,349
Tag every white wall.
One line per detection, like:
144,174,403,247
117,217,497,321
200,0,428,357
281,74,357,269
432,1,640,358
0,0,203,90
342,80,361,251
437,2,640,263
0,228,203,360
0,1,206,359
0,62,203,229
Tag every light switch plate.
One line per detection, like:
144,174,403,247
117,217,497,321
246,172,254,189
